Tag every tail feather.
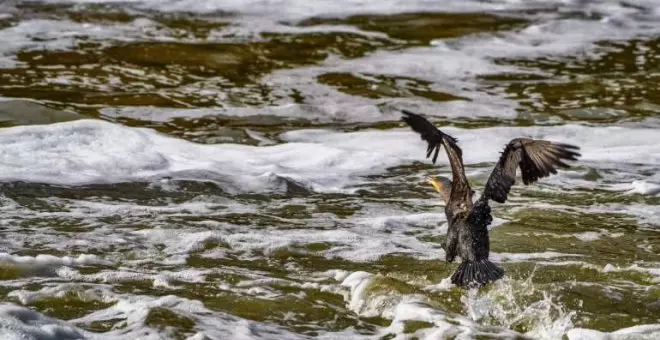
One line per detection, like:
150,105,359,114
450,260,504,288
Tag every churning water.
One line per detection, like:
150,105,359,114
0,0,659,339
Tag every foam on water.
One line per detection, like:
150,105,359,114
1,1,659,339
492,251,584,262
567,325,660,340
2,0,658,125
0,119,658,195
2,277,658,340
0,18,178,67
0,303,88,340
0,117,655,330
31,0,660,22
131,213,446,263
446,13,660,59
0,253,111,267
585,203,660,227
0,293,310,340
254,1,660,123
282,124,660,166
333,266,660,339
336,270,584,339
263,46,524,120
627,180,660,196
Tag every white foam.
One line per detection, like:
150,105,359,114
327,44,523,83
0,197,441,273
0,303,89,340
335,266,660,339
567,324,660,340
603,263,660,282
134,218,442,263
2,282,312,339
2,0,656,127
493,251,583,262
253,43,523,122
101,103,401,124
1,2,659,339
0,119,356,193
0,18,178,67
0,252,111,267
55,266,212,286
2,0,657,119
0,120,657,194
573,231,602,242
506,227,610,243
34,0,660,23
196,0,659,122
7,283,114,305
627,180,660,196
352,212,446,232
58,197,255,218
336,270,578,339
71,293,308,340
282,123,660,168
103,92,518,123
340,271,376,316
585,203,660,227
24,0,507,19
446,13,660,60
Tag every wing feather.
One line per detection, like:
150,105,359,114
482,138,581,203
401,110,460,161
401,110,471,204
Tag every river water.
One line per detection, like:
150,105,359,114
0,0,659,339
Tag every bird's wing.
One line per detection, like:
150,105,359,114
481,138,581,204
466,138,580,259
401,110,457,163
401,110,472,204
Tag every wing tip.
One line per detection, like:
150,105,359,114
401,109,418,121
400,109,460,144
445,132,459,144
557,143,580,150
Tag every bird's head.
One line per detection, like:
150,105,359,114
427,175,452,203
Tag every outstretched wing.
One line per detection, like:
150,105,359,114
401,110,458,164
401,110,471,205
467,138,580,257
481,138,581,204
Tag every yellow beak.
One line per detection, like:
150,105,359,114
427,176,443,193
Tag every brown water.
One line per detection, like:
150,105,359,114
0,1,658,339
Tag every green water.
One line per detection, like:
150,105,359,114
0,2,658,339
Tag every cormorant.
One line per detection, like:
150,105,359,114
401,110,581,288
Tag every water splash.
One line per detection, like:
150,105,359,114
462,266,576,340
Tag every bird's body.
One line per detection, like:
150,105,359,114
402,110,580,288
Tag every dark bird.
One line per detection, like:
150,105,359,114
401,110,581,288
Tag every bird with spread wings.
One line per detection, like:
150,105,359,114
401,110,581,288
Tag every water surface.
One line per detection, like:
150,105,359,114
0,1,659,339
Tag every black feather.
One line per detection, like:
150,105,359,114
401,110,459,164
451,260,504,288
